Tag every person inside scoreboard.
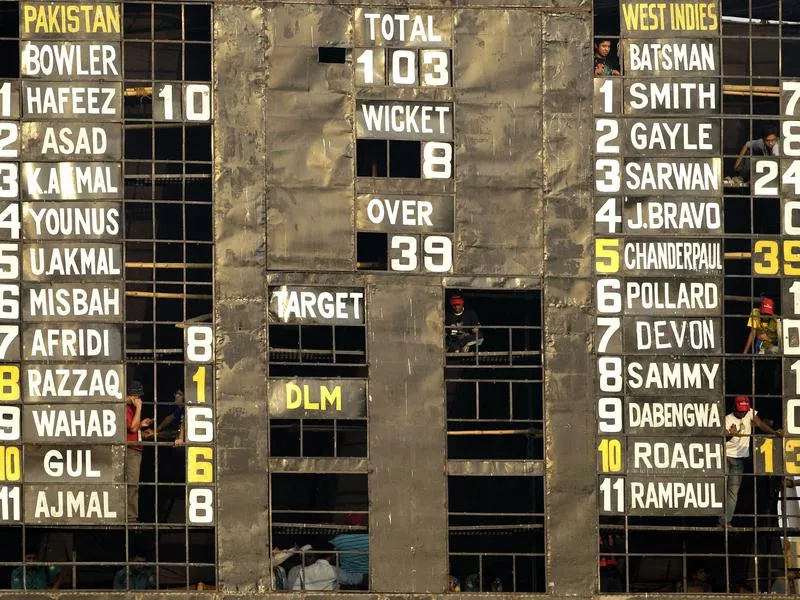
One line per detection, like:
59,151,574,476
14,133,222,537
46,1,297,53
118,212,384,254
742,297,781,355
733,128,779,182
126,380,153,522
150,387,185,442
446,295,482,353
722,395,783,527
594,38,620,76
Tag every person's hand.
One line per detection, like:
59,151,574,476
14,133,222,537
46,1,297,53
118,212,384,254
611,69,620,76
595,63,604,75
462,345,471,353
728,424,739,435
174,437,184,447
132,397,142,410
141,418,152,428
758,332,770,341
141,428,155,440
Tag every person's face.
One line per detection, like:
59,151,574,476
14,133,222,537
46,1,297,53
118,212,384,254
175,390,185,404
734,409,748,418
764,134,778,151
126,394,138,405
596,41,611,57
695,569,707,581
452,303,464,315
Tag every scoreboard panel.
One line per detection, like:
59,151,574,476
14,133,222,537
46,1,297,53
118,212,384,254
0,0,798,596
595,0,800,594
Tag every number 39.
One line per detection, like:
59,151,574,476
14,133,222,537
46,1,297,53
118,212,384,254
390,235,452,273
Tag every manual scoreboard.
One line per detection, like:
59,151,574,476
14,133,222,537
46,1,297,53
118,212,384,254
594,0,726,515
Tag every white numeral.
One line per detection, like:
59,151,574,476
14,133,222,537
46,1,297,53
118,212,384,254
0,406,20,441
0,164,17,199
390,235,417,271
600,477,625,513
599,357,623,393
423,236,452,272
185,84,211,121
422,142,452,179
784,81,800,116
595,159,621,193
186,325,213,363
188,488,214,523
595,119,620,154
754,159,779,196
597,317,621,354
0,124,18,158
0,245,18,280
596,198,621,233
598,398,623,433
421,50,449,86
187,406,214,443
596,279,622,314
787,399,800,434
599,79,613,114
0,486,20,521
391,50,416,85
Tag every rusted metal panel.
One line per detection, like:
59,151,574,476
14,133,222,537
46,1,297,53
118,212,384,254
542,10,595,598
454,9,543,276
368,282,447,593
214,4,270,593
265,6,354,271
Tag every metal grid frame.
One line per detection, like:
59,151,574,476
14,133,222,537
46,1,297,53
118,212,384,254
444,289,546,593
594,0,800,594
0,0,216,590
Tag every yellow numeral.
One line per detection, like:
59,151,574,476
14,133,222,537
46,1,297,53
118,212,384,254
187,447,213,483
192,366,206,403
753,240,780,275
0,366,19,401
0,446,20,481
759,438,774,473
785,241,800,276
785,439,800,475
595,239,620,274
598,438,622,473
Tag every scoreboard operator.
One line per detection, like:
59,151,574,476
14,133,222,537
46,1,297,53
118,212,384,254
722,396,783,526
445,295,481,353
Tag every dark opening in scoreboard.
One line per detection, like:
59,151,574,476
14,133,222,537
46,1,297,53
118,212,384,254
594,0,800,594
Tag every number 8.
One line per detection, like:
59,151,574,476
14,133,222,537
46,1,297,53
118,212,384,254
423,142,452,179
186,325,213,363
188,488,214,523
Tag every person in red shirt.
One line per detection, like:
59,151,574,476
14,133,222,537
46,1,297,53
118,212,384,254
126,381,152,522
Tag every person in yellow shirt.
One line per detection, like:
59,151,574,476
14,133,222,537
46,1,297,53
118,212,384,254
743,297,780,355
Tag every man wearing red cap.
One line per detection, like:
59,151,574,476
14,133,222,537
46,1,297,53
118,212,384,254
445,295,480,353
743,297,780,355
722,395,783,526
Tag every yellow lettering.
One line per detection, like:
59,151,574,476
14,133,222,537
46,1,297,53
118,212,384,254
36,7,47,32
21,4,120,34
22,5,37,32
622,3,666,31
48,5,60,32
105,5,121,33
286,382,302,410
621,3,640,30
320,386,342,411
304,385,319,410
706,2,719,31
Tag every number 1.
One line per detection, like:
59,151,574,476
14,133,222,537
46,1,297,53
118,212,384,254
192,366,206,403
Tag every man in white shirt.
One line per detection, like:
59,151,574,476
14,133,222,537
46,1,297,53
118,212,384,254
722,395,783,526
287,552,365,591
